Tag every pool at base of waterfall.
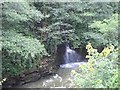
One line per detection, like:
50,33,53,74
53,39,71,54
60,62,87,68
16,62,87,88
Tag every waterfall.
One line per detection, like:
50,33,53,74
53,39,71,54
63,44,81,64
57,43,85,68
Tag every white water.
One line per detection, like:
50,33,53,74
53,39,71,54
64,45,81,64
60,62,87,68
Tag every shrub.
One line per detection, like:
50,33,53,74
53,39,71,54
71,42,119,88
2,31,48,76
2,2,48,77
89,14,118,47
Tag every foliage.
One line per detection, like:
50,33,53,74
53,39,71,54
33,2,118,53
2,31,48,76
2,2,48,77
2,2,48,38
71,42,119,88
3,31,47,58
2,1,119,81
89,14,118,47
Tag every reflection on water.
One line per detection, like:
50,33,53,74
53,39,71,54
17,62,87,88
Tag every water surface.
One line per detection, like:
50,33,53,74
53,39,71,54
17,62,87,88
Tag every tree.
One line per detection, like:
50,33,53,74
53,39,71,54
33,2,118,53
2,1,48,77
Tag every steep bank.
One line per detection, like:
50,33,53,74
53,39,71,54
2,56,58,88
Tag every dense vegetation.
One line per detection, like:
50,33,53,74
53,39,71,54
71,43,118,88
2,2,48,77
1,1,119,88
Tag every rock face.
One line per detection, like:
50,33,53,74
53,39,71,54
2,56,59,88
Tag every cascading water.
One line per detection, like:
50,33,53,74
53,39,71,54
60,44,83,68
64,44,80,63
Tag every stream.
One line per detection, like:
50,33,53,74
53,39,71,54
16,62,87,88
16,44,87,88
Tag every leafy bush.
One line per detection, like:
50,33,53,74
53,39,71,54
71,42,119,88
2,2,48,77
2,31,48,76
89,14,118,47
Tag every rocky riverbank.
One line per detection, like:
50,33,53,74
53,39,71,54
2,56,59,88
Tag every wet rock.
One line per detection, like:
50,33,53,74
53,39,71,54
19,72,41,85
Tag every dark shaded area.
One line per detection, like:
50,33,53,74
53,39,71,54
56,43,66,65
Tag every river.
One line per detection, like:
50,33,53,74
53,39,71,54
16,62,87,88
16,43,87,88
